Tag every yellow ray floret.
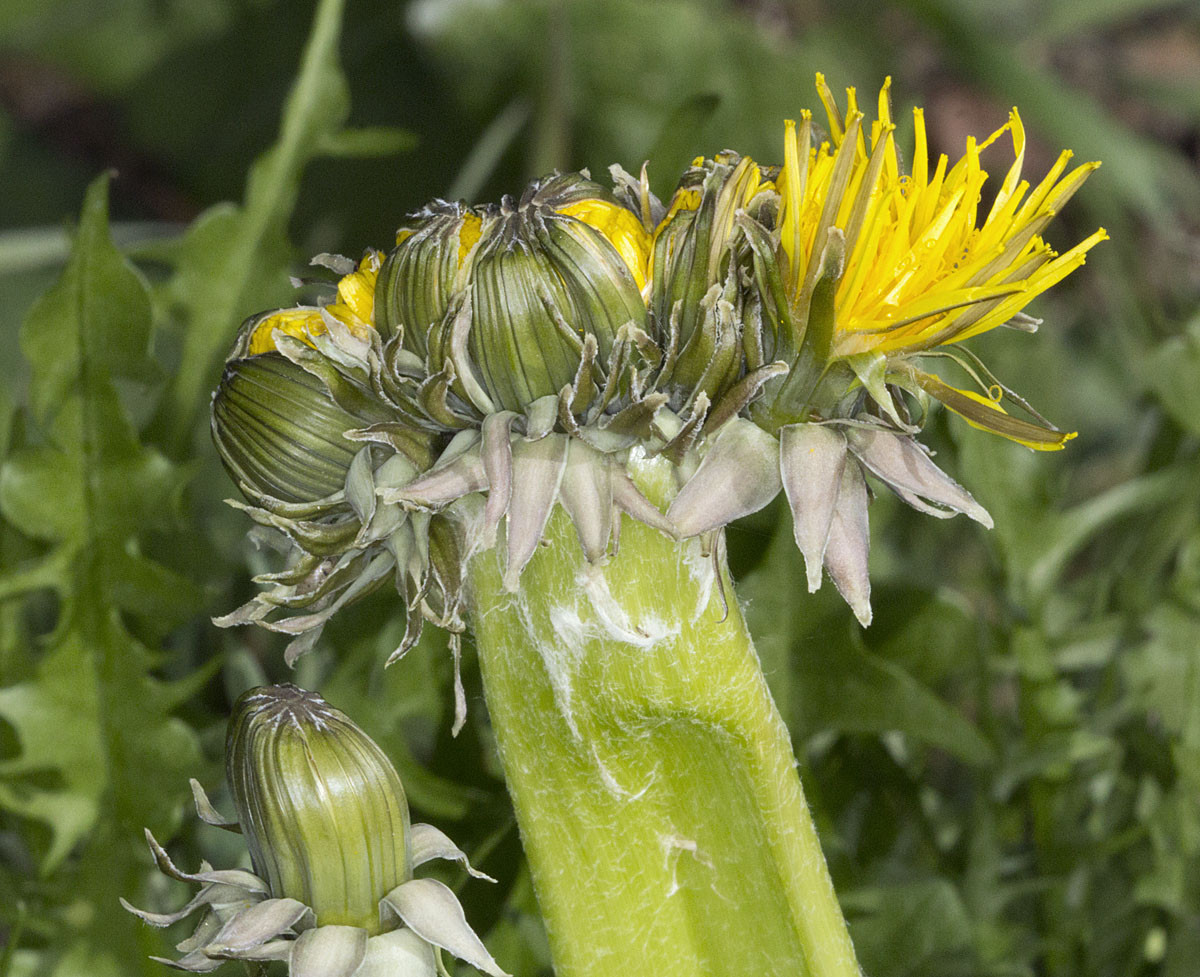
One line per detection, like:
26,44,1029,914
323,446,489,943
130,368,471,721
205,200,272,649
248,250,382,355
777,76,1107,359
912,370,1077,450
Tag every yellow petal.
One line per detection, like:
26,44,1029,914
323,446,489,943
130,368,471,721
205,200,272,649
558,198,652,291
247,308,326,355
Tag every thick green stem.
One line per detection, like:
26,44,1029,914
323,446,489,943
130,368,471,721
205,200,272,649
466,453,861,977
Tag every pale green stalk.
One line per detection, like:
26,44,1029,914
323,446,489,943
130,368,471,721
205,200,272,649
466,452,861,977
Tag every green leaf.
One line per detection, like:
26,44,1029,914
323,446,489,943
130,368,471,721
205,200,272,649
741,516,994,766
1143,316,1200,437
958,428,1182,608
1124,604,1200,746
737,510,803,725
0,637,103,870
19,203,153,425
646,91,720,198
319,606,489,821
1,397,178,546
478,868,553,976
317,125,418,158
155,0,357,450
0,386,12,459
847,880,975,977
796,639,995,767
867,585,976,689
0,174,203,974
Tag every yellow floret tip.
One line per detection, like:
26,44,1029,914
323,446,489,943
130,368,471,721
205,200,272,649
248,252,379,355
558,198,651,291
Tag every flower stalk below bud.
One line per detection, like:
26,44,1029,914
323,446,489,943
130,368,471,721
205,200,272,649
464,453,862,977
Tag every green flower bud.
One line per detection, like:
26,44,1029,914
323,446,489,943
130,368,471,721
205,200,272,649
530,173,653,292
649,153,772,400
375,201,482,353
226,684,413,935
211,352,364,504
456,189,650,413
524,170,614,209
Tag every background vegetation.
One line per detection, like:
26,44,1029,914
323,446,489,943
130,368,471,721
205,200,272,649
1,0,1199,974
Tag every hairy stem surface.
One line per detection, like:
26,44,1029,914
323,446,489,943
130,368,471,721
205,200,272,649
466,453,861,977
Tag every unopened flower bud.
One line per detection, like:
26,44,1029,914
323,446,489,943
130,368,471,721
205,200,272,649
456,189,649,413
375,201,482,352
211,353,363,504
650,154,772,399
530,173,652,290
226,684,413,934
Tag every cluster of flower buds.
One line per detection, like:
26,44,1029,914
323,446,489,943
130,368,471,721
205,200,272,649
124,684,505,976
211,74,1105,679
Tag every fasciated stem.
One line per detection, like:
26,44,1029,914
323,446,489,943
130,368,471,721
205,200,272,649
465,453,861,977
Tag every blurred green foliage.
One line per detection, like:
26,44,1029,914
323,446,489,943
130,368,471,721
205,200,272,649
1,0,1199,975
